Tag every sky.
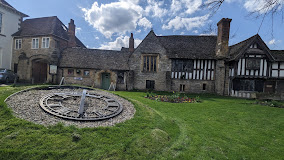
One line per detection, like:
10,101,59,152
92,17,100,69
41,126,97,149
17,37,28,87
6,0,284,50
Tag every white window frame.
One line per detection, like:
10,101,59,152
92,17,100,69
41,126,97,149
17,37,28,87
15,39,22,49
32,38,39,49
42,37,50,48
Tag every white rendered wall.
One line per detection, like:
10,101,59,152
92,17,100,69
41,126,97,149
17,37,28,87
0,6,22,69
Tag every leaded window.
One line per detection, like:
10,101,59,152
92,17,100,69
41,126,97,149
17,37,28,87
117,71,124,84
172,59,194,72
246,59,260,70
143,55,157,72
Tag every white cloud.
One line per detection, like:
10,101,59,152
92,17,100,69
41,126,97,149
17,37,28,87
193,30,199,34
95,36,99,40
171,0,202,15
82,1,143,38
268,39,281,45
244,0,283,14
162,14,210,31
144,0,167,18
138,17,152,30
75,27,82,36
99,35,142,50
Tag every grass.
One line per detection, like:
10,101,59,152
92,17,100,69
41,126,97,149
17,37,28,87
0,85,283,159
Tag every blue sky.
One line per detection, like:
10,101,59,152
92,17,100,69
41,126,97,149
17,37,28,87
6,0,284,50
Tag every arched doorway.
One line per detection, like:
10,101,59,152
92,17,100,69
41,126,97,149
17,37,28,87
101,72,110,90
32,59,47,83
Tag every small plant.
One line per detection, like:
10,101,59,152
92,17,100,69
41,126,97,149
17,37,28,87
145,91,202,103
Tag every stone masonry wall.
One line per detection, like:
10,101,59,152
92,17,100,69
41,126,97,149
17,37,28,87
59,68,128,90
12,36,67,83
129,31,171,91
171,79,215,93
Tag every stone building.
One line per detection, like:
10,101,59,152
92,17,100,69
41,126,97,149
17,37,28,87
12,17,284,99
0,0,27,69
11,16,85,83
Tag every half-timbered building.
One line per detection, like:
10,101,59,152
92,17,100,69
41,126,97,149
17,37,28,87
11,17,284,99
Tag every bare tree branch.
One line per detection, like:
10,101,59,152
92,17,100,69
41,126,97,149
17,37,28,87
203,0,284,37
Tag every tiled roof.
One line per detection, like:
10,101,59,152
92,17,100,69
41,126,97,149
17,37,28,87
12,16,85,48
157,35,217,59
271,50,284,61
228,34,258,60
59,48,130,70
0,0,28,17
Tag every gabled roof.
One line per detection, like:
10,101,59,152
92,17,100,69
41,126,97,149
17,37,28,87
271,50,284,61
12,16,85,48
0,0,28,17
228,34,274,61
60,48,130,70
157,35,217,59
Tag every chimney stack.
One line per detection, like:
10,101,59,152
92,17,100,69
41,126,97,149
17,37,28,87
216,18,232,58
68,19,76,47
129,33,134,52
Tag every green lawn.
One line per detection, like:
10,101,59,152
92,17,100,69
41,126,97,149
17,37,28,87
0,85,283,160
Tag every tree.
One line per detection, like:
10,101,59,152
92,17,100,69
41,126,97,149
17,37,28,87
203,0,284,36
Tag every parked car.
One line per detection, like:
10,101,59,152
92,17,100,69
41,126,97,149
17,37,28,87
0,68,18,84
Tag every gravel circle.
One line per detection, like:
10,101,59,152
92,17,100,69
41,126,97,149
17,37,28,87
5,86,136,128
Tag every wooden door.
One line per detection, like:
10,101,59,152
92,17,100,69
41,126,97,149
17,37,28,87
102,73,110,90
32,61,47,83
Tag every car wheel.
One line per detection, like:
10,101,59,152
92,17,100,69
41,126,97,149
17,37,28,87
5,78,9,84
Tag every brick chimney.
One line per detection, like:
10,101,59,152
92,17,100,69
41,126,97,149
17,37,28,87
68,19,76,47
216,18,232,58
129,33,134,52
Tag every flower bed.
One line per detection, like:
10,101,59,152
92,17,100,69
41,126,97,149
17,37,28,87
145,92,201,103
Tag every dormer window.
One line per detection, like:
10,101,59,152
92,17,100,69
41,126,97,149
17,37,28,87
32,38,39,49
42,37,50,48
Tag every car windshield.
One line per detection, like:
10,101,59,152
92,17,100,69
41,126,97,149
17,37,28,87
0,69,5,73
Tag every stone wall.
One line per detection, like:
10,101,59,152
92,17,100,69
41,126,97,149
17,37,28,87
12,36,67,83
129,31,171,91
171,79,215,93
59,68,128,90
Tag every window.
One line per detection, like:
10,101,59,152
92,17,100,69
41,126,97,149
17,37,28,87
246,59,260,70
32,38,39,49
202,84,206,90
83,70,90,77
146,80,155,90
233,79,264,92
67,69,74,76
143,55,157,72
15,39,22,49
117,71,124,84
180,84,185,92
0,13,2,33
42,37,50,48
172,59,194,72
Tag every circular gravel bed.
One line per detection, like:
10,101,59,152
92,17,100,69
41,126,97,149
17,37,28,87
5,86,136,128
